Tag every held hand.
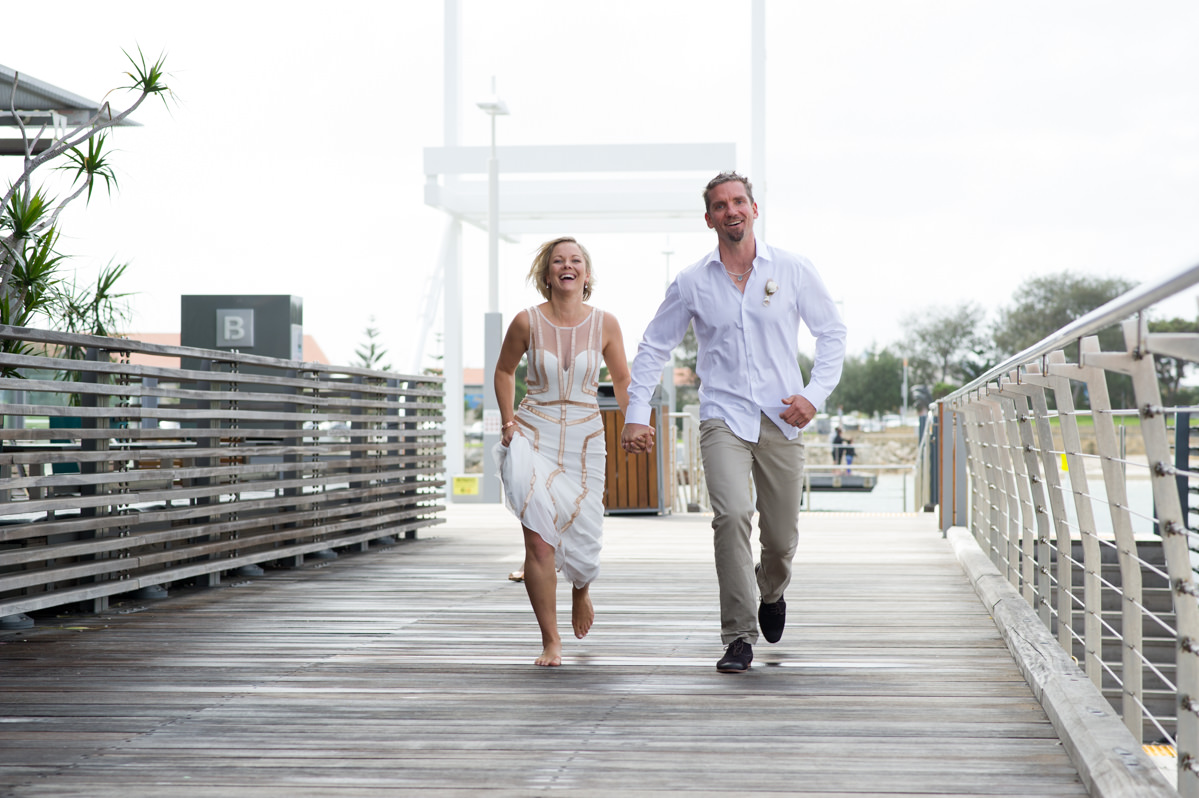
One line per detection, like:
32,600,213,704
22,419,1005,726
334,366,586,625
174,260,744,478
500,421,519,448
780,395,817,429
620,422,656,454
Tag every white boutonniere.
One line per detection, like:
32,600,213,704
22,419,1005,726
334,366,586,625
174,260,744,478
763,279,779,307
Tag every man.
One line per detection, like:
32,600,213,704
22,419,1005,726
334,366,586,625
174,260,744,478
621,172,846,673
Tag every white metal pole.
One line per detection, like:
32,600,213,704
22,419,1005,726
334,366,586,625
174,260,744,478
442,0,465,497
481,77,503,502
488,116,499,313
751,0,766,240
442,219,464,480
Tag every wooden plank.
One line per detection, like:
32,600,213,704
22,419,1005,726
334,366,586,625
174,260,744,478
0,482,443,544
0,509,1091,796
0,425,447,441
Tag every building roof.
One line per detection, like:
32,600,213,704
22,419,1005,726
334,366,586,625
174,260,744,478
0,63,138,156
120,333,330,368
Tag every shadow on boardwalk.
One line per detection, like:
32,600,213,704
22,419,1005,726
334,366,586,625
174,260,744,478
0,506,1088,797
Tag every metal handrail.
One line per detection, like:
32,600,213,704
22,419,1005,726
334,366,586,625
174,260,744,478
949,262,1199,399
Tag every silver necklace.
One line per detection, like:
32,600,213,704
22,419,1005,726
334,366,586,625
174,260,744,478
725,265,752,282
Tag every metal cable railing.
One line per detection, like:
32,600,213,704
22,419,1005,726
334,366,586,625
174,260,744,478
924,263,1199,795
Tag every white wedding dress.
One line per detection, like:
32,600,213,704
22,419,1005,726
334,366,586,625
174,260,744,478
494,306,607,588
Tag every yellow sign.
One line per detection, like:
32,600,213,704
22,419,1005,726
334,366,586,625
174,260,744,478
453,475,480,496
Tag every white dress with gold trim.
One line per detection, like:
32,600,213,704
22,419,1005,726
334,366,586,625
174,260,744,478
494,306,607,588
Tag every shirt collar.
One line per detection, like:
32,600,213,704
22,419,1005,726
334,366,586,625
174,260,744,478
704,239,772,269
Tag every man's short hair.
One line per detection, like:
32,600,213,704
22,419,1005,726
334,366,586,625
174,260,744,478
703,171,755,212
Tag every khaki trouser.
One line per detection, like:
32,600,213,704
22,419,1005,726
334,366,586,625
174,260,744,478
700,414,805,645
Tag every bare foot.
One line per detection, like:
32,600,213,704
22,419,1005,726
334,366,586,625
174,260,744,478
572,586,594,639
535,641,562,667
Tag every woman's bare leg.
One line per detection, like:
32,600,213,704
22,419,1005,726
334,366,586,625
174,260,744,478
572,584,594,639
522,527,561,666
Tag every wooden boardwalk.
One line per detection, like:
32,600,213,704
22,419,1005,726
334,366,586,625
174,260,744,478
0,506,1090,797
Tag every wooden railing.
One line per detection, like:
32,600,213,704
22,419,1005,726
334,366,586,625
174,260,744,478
0,326,445,628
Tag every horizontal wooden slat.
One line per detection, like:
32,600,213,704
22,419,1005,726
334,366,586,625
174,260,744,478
0,493,446,567
0,469,446,520
0,403,445,424
0,478,447,541
0,440,442,468
0,426,446,442
0,452,443,493
0,324,446,383
0,515,444,617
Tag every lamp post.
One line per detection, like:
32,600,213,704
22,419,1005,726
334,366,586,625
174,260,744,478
477,78,508,314
477,78,508,502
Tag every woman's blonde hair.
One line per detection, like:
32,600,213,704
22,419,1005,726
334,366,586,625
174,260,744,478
527,236,593,301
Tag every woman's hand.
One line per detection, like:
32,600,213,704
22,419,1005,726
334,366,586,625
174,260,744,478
501,420,519,447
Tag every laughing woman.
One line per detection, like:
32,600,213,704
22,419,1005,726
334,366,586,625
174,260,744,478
493,236,634,667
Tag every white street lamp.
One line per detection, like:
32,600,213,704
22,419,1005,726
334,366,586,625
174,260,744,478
477,77,508,503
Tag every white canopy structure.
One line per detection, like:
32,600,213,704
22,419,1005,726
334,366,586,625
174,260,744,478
424,0,767,500
424,142,736,236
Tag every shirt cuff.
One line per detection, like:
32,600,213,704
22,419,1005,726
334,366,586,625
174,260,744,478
625,405,653,427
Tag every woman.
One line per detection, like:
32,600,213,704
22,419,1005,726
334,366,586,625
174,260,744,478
494,236,631,667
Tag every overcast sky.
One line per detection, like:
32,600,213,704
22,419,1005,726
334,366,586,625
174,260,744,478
4,0,1198,372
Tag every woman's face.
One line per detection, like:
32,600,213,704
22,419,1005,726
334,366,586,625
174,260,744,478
548,242,588,296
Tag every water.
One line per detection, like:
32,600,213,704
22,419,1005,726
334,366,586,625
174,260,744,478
804,467,1159,532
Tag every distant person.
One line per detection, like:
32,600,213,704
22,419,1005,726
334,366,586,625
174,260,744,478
832,426,846,466
494,236,632,667
620,172,846,673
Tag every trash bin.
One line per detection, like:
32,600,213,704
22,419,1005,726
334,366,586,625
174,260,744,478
598,383,668,515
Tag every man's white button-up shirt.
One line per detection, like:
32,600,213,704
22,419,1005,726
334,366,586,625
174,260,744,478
626,241,847,443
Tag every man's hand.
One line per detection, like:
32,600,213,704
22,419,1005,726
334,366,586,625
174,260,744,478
780,395,817,429
621,422,656,454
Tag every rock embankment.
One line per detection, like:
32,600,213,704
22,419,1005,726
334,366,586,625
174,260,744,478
809,429,921,467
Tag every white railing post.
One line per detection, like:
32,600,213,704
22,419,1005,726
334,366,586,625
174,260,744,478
1012,368,1080,648
996,379,1055,621
964,399,1009,575
936,403,970,531
1122,318,1199,796
981,395,1024,584
1074,336,1146,742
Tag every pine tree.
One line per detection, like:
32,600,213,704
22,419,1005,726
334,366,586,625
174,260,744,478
354,316,392,371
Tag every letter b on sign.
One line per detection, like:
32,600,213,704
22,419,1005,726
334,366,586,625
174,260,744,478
216,309,255,348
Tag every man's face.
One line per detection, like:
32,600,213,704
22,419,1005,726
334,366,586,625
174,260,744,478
704,181,757,244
